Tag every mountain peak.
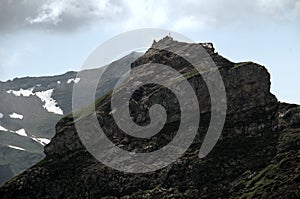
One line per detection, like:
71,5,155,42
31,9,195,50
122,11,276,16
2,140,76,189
133,37,231,70
0,39,299,198
152,36,214,52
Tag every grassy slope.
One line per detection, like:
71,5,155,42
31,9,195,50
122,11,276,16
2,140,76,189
0,130,45,179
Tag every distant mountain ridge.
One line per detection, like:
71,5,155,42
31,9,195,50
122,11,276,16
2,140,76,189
0,52,142,184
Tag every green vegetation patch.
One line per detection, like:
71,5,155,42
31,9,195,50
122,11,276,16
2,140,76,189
231,62,254,70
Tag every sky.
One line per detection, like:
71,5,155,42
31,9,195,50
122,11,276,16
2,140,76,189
0,0,299,104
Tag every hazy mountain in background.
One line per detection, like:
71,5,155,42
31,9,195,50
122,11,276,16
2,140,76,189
0,52,142,184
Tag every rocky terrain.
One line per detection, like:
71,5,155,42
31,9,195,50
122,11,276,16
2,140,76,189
0,52,141,184
0,37,299,198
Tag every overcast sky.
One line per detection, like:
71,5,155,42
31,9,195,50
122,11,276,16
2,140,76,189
0,0,299,104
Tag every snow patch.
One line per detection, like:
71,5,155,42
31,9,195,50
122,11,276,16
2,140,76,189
7,87,63,115
35,89,64,115
57,81,61,84
67,78,80,84
8,145,25,151
9,112,24,120
13,129,28,137
0,113,3,119
31,137,51,146
0,125,8,131
0,126,28,137
7,88,34,97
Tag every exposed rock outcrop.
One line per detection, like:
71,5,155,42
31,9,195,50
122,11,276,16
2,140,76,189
0,38,299,198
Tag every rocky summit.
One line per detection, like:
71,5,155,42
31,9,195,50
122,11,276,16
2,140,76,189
0,37,299,198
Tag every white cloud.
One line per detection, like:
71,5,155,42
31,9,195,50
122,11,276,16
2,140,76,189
0,48,17,68
0,48,5,78
27,1,65,25
113,0,300,33
257,0,300,20
172,16,210,32
0,48,4,57
26,0,124,30
121,0,168,29
1,0,299,33
0,44,36,70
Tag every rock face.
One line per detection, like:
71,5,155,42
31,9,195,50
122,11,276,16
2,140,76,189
0,37,299,198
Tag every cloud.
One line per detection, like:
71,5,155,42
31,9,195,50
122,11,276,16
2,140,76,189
0,0,299,33
103,0,300,34
0,0,42,33
0,48,19,68
0,44,35,69
0,48,5,78
0,0,124,33
258,0,300,21
26,0,124,30
164,0,300,31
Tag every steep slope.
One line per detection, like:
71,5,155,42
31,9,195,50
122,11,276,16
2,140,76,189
0,38,299,198
0,52,142,184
